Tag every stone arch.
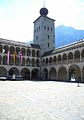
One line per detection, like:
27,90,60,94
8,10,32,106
32,49,35,57
74,50,80,62
21,48,25,56
46,58,48,64
31,58,35,67
9,67,19,77
0,66,7,77
43,68,48,80
58,66,67,81
49,57,52,63
3,45,9,54
10,46,15,54
49,67,56,80
68,52,73,63
63,53,67,60
69,64,81,82
21,68,30,80
16,47,20,55
37,50,40,57
31,68,39,80
27,48,31,56
57,54,61,61
68,52,73,59
74,50,80,59
42,59,45,65
36,59,39,67
53,56,56,62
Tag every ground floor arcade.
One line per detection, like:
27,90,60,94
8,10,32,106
0,66,40,80
42,63,84,83
0,63,84,82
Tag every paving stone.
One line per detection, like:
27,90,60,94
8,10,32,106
0,81,84,120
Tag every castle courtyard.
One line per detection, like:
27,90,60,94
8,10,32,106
0,81,84,120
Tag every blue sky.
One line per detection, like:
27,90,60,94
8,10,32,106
0,0,84,42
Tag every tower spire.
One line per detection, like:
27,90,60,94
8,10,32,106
43,0,45,8
40,0,48,16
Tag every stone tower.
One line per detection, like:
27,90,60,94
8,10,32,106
33,7,55,55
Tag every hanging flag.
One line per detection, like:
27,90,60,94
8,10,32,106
13,52,16,63
7,51,10,64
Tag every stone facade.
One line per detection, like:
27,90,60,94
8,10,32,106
41,40,84,82
0,7,84,82
33,14,55,55
0,38,41,80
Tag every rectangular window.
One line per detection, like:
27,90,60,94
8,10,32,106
47,27,49,30
48,43,49,47
44,26,46,29
48,35,49,39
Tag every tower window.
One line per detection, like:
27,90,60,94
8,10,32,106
48,35,49,39
48,43,49,47
36,36,38,40
51,28,52,31
44,26,46,29
47,27,49,30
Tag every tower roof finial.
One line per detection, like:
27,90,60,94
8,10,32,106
43,0,45,8
40,0,48,16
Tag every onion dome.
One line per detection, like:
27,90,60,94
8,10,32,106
40,7,48,16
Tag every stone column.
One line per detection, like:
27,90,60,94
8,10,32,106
30,71,31,80
67,70,69,81
48,71,49,80
81,70,83,82
56,69,58,80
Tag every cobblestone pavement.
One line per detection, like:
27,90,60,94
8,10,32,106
0,81,84,120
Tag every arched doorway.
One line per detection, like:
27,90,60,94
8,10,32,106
31,69,39,80
58,66,67,81
49,67,56,80
69,64,81,82
9,67,19,77
21,68,30,80
0,67,7,77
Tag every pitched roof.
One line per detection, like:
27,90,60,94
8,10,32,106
42,50,54,57
33,16,55,23
30,43,41,49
